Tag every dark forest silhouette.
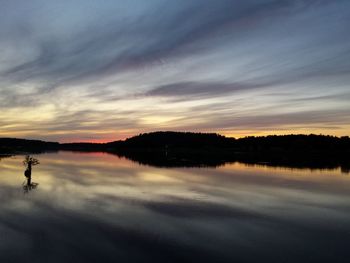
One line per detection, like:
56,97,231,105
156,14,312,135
1,132,350,169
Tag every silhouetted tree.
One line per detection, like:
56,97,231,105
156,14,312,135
23,155,40,185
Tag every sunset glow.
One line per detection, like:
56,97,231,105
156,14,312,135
1,1,349,142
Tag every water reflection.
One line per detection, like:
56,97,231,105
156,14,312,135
0,152,349,262
22,181,39,194
341,166,350,174
112,149,350,172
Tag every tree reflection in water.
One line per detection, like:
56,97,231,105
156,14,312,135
23,182,39,193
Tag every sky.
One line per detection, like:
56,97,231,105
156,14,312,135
0,0,349,142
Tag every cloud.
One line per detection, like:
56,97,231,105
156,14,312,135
180,109,350,131
0,0,350,140
144,81,269,100
2,0,342,91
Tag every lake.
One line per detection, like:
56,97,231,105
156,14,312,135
1,151,350,262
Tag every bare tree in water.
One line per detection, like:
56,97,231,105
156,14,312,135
23,155,40,192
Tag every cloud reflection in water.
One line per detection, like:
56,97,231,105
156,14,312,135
0,152,350,262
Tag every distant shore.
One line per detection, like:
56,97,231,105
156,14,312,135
1,132,349,170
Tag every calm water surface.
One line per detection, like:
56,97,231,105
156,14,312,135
1,152,350,262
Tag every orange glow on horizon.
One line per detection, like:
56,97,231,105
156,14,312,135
60,138,115,144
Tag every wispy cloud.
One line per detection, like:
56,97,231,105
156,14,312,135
144,81,269,101
0,0,349,141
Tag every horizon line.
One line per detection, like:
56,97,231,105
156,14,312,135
1,131,349,144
